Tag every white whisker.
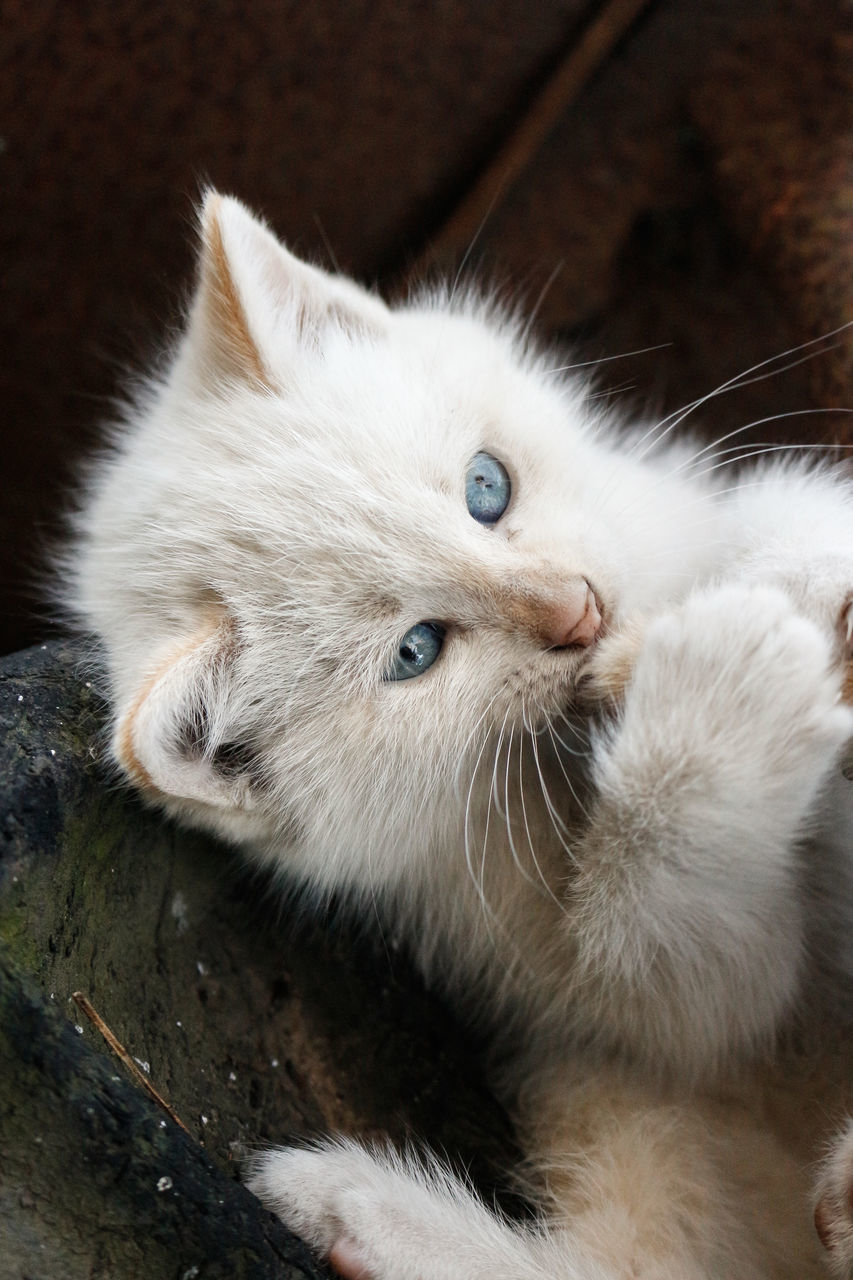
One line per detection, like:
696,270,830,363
543,342,672,376
628,326,853,465
503,725,549,896
518,700,569,916
543,713,593,829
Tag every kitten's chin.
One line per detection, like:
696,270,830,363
154,790,278,850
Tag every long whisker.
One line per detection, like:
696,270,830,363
463,717,501,936
543,342,672,376
453,690,505,794
628,325,853,464
519,260,565,348
503,724,549,895
541,710,594,828
479,711,511,912
491,707,512,821
550,706,593,754
518,700,569,916
528,710,581,868
670,410,853,483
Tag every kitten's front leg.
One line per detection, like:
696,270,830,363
563,584,853,1078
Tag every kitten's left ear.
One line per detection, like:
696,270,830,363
114,618,256,816
185,191,390,389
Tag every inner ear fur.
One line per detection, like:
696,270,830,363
114,618,256,813
189,190,389,389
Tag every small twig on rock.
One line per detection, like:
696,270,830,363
72,990,192,1138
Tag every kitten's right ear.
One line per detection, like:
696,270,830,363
183,190,389,390
114,619,256,815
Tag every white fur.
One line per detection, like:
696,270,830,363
68,192,853,1278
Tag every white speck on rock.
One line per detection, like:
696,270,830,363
17,694,23,702
171,891,189,935
228,1071,237,1082
156,1176,173,1192
133,1056,151,1074
74,1024,84,1035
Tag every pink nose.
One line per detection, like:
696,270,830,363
546,581,602,648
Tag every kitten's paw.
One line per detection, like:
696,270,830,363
638,584,853,775
248,1142,378,1278
738,551,853,688
814,1122,853,1277
247,1139,533,1280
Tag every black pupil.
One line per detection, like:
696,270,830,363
401,643,417,663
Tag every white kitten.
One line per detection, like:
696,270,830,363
69,192,853,1278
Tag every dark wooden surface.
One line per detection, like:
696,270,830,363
2,0,851,654
0,641,522,1277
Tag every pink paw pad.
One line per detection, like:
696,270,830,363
329,1236,374,1280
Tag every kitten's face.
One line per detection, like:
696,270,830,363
75,194,648,892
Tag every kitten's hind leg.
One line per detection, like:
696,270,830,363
247,1074,810,1280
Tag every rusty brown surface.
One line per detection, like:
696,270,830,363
2,0,851,653
692,13,853,420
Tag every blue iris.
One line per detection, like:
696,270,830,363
387,622,446,681
465,452,511,525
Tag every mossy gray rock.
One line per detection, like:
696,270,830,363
0,642,519,1279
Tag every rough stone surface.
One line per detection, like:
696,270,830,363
0,641,521,1278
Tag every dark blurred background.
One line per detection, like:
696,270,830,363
2,0,852,656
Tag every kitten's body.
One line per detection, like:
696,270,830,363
69,193,853,1278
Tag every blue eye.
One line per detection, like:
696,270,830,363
386,622,446,681
465,452,510,525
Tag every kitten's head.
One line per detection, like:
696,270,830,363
74,193,642,896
